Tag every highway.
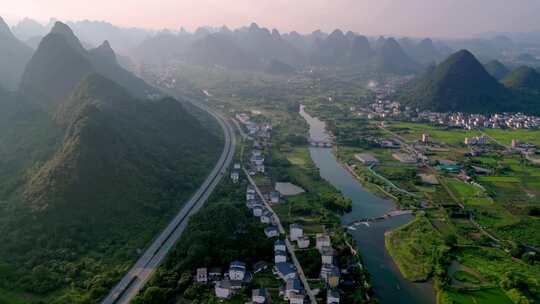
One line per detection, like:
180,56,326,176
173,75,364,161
101,102,236,304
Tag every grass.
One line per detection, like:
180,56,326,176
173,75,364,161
439,287,514,304
484,128,540,146
454,247,540,299
478,176,521,183
388,122,482,146
385,214,446,281
453,271,482,285
445,179,484,201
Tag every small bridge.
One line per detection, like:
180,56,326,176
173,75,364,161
344,210,414,227
310,140,333,148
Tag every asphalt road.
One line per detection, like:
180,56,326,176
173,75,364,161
101,102,236,304
243,170,317,303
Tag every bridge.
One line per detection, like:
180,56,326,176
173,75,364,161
310,140,333,147
344,210,414,227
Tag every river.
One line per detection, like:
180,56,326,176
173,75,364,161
299,105,435,304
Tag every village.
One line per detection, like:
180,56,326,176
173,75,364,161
192,112,346,304
362,84,540,130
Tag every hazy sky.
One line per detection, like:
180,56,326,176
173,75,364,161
3,0,540,38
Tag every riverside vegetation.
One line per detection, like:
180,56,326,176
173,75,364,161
142,61,540,304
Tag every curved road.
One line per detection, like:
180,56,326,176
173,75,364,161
101,102,236,304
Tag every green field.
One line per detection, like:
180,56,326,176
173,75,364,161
389,122,482,146
452,271,482,285
440,288,514,304
485,128,540,146
454,247,540,299
478,176,521,182
385,215,447,281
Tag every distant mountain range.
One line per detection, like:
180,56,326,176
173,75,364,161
11,17,151,53
0,17,33,90
399,50,540,114
131,23,452,74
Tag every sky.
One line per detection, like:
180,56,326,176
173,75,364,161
2,0,540,38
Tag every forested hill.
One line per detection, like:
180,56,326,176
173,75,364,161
502,66,540,90
20,21,158,110
0,25,223,304
398,50,540,114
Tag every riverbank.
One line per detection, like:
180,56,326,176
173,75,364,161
300,107,437,304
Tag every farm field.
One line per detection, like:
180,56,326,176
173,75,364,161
440,288,514,304
484,128,540,146
388,122,482,146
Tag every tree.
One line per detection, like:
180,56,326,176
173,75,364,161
443,234,457,248
140,287,168,304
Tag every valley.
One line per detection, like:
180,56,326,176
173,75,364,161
1,8,540,304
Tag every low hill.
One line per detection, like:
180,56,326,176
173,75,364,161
484,60,510,80
0,16,34,90
502,66,540,90
399,50,510,113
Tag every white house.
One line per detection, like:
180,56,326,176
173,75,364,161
285,278,303,300
320,263,334,280
289,292,305,304
233,163,241,170
196,267,208,284
290,224,303,241
321,246,336,265
215,280,233,299
230,170,240,183
275,250,287,263
253,206,264,217
260,210,273,224
246,200,258,209
274,239,286,252
229,261,246,281
246,187,256,201
316,233,331,250
327,289,340,304
264,226,279,238
252,288,268,304
209,267,222,281
297,235,310,249
274,262,297,281
255,163,265,173
270,191,281,203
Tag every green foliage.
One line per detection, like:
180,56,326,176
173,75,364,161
502,66,540,90
295,249,322,278
398,50,540,114
385,214,449,281
0,75,222,302
134,180,274,303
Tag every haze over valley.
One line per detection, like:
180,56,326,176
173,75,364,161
0,2,540,304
